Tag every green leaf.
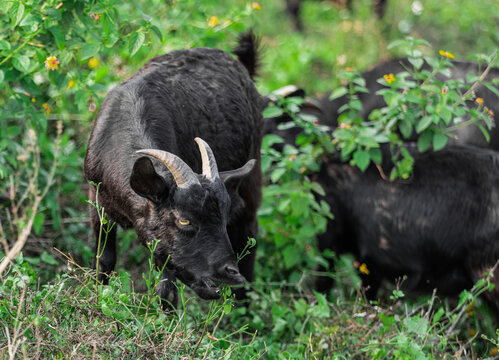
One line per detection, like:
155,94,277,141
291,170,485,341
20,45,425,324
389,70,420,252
311,292,331,318
433,133,448,151
415,116,432,134
353,77,366,88
382,91,400,107
329,87,348,100
101,303,112,317
408,57,424,70
283,245,300,269
356,136,379,148
151,25,163,42
399,120,413,139
414,38,431,47
477,123,490,142
483,82,499,98
0,70,4,84
262,134,284,148
309,182,325,196
9,2,25,27
80,43,100,61
101,33,119,48
407,317,428,337
387,39,406,50
16,252,24,265
129,31,145,56
12,55,30,73
440,106,452,125
262,106,284,118
432,307,445,324
50,26,66,51
40,251,58,266
369,149,382,164
7,126,21,136
33,212,45,235
0,40,11,51
270,167,286,183
417,130,432,152
353,150,370,172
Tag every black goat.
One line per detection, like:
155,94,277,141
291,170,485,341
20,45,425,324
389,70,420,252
84,32,263,308
262,59,499,309
314,145,499,312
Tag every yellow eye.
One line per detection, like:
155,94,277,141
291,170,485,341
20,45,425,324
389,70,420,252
178,218,190,226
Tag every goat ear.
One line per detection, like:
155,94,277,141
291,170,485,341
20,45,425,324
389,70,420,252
130,157,169,203
220,159,256,184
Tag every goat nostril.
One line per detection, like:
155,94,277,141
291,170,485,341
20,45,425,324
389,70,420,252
225,265,239,276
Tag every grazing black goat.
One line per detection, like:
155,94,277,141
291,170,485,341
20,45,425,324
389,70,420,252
84,32,263,308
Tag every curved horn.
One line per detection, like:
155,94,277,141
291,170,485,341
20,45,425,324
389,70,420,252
194,137,219,181
136,149,200,189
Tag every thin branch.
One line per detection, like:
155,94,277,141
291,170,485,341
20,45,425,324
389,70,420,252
462,54,498,100
0,122,62,278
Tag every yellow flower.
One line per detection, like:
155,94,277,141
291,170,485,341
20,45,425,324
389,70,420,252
252,2,261,10
88,57,99,69
475,97,484,105
359,263,370,275
438,50,455,59
208,16,220,28
67,79,76,89
42,103,51,115
490,348,499,356
31,97,36,103
383,73,396,84
45,55,60,70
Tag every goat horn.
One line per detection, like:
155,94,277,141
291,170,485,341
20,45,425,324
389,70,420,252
136,149,200,189
194,137,219,181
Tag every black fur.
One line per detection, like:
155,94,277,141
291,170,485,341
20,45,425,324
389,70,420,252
233,30,260,79
84,36,263,308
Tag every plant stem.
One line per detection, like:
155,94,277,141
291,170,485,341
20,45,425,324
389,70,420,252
0,29,42,67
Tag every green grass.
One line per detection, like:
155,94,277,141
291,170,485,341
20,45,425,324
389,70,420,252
2,252,498,359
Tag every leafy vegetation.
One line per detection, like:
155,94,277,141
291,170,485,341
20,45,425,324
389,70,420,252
1,0,498,358
330,37,498,179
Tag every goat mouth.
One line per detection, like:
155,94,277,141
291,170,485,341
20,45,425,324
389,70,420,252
190,278,221,300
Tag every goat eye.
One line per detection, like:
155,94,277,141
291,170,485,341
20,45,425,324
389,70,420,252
178,218,190,226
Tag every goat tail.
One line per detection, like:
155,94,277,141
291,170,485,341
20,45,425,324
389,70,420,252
233,29,261,79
